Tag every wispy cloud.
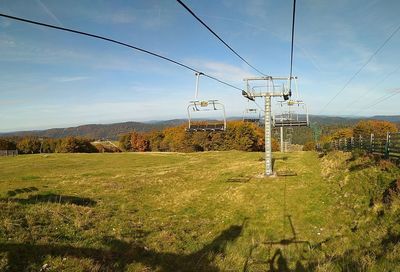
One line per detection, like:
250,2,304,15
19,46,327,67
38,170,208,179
186,59,255,82
35,0,64,26
0,19,11,28
53,76,89,82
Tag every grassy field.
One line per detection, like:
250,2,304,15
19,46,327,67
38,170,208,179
0,151,399,271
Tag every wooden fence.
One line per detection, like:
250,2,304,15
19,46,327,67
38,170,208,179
0,150,18,156
330,132,400,159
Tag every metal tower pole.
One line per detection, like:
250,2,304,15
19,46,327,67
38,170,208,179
243,75,295,177
280,127,284,153
265,95,273,176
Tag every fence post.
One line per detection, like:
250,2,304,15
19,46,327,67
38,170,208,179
370,134,374,153
385,132,390,159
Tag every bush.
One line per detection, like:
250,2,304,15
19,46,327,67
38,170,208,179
16,137,41,154
56,137,97,153
0,138,16,150
350,148,367,161
303,141,316,151
354,120,397,138
118,121,275,153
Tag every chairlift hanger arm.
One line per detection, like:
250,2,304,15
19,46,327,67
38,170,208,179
243,76,297,81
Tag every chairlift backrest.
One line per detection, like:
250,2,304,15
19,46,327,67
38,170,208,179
186,100,227,132
273,100,309,128
243,108,261,125
185,73,227,132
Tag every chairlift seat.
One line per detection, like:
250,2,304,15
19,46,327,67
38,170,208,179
243,118,260,123
273,120,309,127
186,123,225,132
186,73,227,133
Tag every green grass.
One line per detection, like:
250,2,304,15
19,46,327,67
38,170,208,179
0,151,399,271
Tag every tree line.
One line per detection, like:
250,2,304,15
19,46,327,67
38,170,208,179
0,136,98,154
8,120,393,154
312,120,399,151
0,121,281,154
119,121,280,152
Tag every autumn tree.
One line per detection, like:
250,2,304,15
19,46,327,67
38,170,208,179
331,128,353,140
118,134,131,151
161,125,193,152
303,141,316,151
271,138,280,152
147,131,165,151
16,137,41,154
219,122,255,151
56,137,97,153
353,120,397,139
0,138,16,150
41,138,60,153
130,131,150,152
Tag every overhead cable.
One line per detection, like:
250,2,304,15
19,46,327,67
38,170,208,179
288,0,297,95
176,0,266,76
0,12,244,92
354,88,400,115
318,21,400,114
346,63,400,114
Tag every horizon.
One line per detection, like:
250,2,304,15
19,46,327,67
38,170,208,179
1,113,399,134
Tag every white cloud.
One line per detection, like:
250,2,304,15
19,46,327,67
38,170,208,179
53,76,89,82
35,0,64,26
185,59,255,82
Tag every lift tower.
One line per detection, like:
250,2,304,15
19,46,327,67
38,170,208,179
243,76,294,176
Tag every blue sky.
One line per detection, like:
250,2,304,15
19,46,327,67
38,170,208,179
1,0,400,132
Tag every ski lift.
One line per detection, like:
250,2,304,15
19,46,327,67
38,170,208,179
186,73,227,132
273,100,309,127
242,108,261,124
273,77,309,127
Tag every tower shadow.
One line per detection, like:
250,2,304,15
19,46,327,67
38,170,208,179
0,222,245,271
243,216,311,272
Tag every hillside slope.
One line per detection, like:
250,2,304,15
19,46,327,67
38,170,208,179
1,115,399,140
1,151,398,270
0,120,187,140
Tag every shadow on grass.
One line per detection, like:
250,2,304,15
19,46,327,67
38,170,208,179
243,216,312,272
7,187,39,197
272,156,289,170
1,193,96,207
0,224,243,271
227,177,251,183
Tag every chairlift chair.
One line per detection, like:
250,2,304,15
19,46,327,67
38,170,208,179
186,73,227,132
273,100,309,128
242,108,261,124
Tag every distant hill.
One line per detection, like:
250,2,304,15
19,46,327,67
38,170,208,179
0,120,187,140
369,115,400,123
1,115,399,140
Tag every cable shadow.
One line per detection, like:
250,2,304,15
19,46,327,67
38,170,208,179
263,216,310,247
0,193,96,207
243,216,312,272
7,187,39,197
0,223,244,271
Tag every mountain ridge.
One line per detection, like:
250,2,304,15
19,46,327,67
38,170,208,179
1,115,399,140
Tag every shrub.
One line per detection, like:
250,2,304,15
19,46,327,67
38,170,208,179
56,137,97,153
0,138,16,150
16,137,41,154
303,141,316,151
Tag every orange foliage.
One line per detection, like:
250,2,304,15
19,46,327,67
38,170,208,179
130,131,150,152
120,121,284,152
354,120,397,139
332,128,353,140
